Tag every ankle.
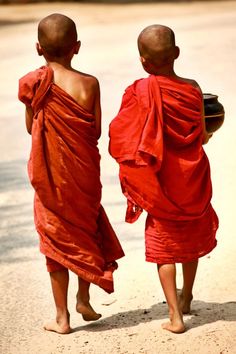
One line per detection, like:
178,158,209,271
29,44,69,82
56,309,70,322
178,290,193,314
181,288,193,301
168,304,182,318
77,292,90,304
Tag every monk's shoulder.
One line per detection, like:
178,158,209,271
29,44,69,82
177,76,202,93
73,70,100,94
74,70,98,84
19,66,48,105
124,78,147,96
19,67,40,85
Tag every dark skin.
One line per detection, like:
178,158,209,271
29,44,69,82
138,24,211,145
137,25,211,334
25,14,102,334
26,14,101,139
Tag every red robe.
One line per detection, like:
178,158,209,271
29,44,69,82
18,66,124,293
109,75,218,263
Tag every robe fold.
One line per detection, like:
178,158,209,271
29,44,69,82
109,75,218,263
18,66,124,293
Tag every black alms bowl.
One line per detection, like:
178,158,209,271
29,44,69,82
203,93,225,133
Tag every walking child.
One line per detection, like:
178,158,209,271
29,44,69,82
109,24,218,333
18,13,124,334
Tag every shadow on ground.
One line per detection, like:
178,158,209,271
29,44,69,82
0,19,36,27
72,300,236,332
0,159,29,192
0,206,36,264
0,159,36,264
0,201,36,264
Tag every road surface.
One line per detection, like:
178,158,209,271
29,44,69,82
0,1,236,353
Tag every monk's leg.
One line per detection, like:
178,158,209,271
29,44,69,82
44,269,71,334
76,278,101,321
157,264,185,333
179,260,198,314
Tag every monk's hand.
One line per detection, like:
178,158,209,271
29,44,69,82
203,132,213,144
134,205,143,213
126,200,143,223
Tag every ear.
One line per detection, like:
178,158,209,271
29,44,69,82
74,40,81,55
139,56,146,65
174,46,180,60
140,56,150,71
36,42,43,56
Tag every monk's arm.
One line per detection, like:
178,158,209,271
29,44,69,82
93,80,101,139
25,105,34,134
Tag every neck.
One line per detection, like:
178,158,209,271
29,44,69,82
45,58,73,70
150,63,176,76
153,68,176,76
144,61,177,77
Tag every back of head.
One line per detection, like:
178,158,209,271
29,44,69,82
38,13,77,58
138,24,177,68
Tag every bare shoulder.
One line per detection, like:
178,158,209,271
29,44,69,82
185,78,201,92
66,70,100,112
74,70,100,91
176,76,202,93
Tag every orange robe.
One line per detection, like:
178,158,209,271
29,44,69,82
18,66,124,293
109,75,218,264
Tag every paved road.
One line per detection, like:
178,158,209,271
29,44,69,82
0,1,236,353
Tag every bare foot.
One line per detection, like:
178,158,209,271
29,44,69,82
178,290,193,314
161,309,185,334
76,300,101,321
161,320,185,334
43,319,71,334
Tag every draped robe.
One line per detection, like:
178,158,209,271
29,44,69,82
109,75,218,263
18,66,124,293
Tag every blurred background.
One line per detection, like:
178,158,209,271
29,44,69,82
0,1,236,353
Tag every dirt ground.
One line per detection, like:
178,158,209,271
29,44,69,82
0,1,236,353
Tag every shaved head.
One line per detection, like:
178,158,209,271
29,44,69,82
138,24,176,67
38,13,77,58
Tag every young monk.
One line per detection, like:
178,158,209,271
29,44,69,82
109,24,218,333
18,13,124,334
